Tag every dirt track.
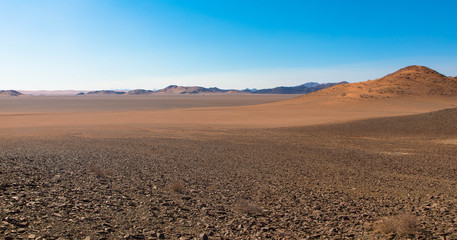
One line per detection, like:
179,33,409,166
1,107,457,239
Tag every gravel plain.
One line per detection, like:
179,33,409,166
1,108,457,239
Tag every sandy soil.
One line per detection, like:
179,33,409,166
0,95,456,137
0,95,298,113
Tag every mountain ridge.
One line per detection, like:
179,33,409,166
248,81,347,94
80,82,346,95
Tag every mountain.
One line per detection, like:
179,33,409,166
0,90,23,96
127,89,154,95
85,90,126,95
121,82,344,95
70,80,363,96
247,82,348,94
307,65,457,100
155,85,239,94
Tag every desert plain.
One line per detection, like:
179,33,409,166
1,66,457,239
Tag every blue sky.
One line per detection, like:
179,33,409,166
1,0,456,90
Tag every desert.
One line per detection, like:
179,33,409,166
1,66,457,239
3,1,457,239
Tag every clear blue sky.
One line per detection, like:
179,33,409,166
1,0,456,90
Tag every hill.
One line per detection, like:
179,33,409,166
0,90,23,96
307,65,457,100
85,90,126,95
121,82,345,95
249,82,347,94
127,89,154,95
155,85,238,94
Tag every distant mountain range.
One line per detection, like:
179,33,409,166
244,82,348,94
130,85,235,95
4,66,457,98
79,82,348,96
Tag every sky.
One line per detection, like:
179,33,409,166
1,0,457,90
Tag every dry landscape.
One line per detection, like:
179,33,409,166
1,66,457,239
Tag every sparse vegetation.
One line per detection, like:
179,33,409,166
375,214,418,236
235,200,263,216
169,181,186,193
87,166,114,178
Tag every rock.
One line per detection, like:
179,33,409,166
131,234,145,239
327,228,336,234
16,221,28,227
28,234,36,239
199,233,209,240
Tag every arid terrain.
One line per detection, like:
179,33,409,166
1,66,457,239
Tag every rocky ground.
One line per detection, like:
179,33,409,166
1,109,457,239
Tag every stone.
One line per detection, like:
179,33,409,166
199,233,209,240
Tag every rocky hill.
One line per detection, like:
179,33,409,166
308,65,457,100
121,82,345,95
73,81,358,96
85,90,126,95
249,82,347,94
127,89,154,95
155,85,238,94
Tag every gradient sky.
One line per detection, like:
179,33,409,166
1,0,457,90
